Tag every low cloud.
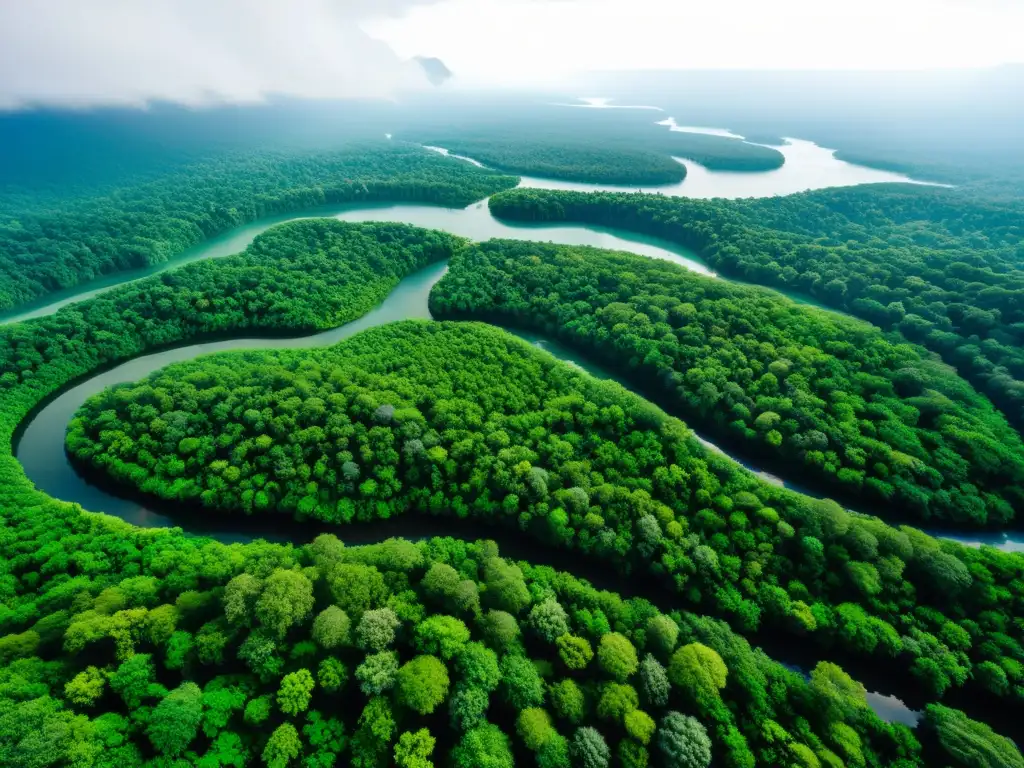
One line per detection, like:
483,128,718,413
0,0,443,110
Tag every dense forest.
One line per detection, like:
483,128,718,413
429,239,1024,527
395,106,785,183
486,185,1024,433
0,218,960,767
64,317,1024,712
1,97,1023,766
0,142,516,313
425,137,688,186
0,213,1018,764
0,509,952,768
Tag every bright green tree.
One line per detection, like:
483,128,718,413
396,655,450,715
479,609,520,650
557,634,594,670
809,662,868,721
456,642,501,690
500,654,545,709
256,570,314,638
318,657,349,692
394,728,436,768
64,666,106,707
668,643,727,702
517,707,557,751
597,682,639,721
312,606,350,649
110,653,157,709
263,722,302,768
550,679,586,723
277,669,315,716
925,703,1024,768
483,558,532,614
625,710,656,745
451,724,514,768
598,633,639,682
415,615,471,660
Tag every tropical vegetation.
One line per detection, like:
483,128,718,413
65,316,1024,712
486,185,1024,433
0,143,516,313
0,130,1021,768
430,238,1024,527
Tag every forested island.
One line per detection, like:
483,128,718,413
431,239,1024,527
422,137,688,185
487,186,1024,434
0,102,1022,768
395,106,785,184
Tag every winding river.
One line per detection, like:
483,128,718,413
2,139,1009,725
11,251,925,725
424,133,930,199
6,158,1017,555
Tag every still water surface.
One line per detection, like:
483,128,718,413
429,134,929,199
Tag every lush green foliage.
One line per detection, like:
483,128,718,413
922,704,1024,768
431,136,688,185
398,107,784,184
67,320,1024,705
0,142,515,312
0,524,932,767
431,238,1024,527
0,165,1021,766
487,184,1024,434
0,218,462,418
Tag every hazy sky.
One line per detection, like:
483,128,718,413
0,0,440,109
0,0,1020,108
368,0,1024,84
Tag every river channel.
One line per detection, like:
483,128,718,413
1,142,1001,725
11,253,925,726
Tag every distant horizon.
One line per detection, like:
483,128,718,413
3,0,1022,109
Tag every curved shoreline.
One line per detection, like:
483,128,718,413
10,198,1021,548
8,235,1016,730
3,134,937,327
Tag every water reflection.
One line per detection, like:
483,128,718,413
656,117,746,140
781,663,922,727
549,96,665,110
